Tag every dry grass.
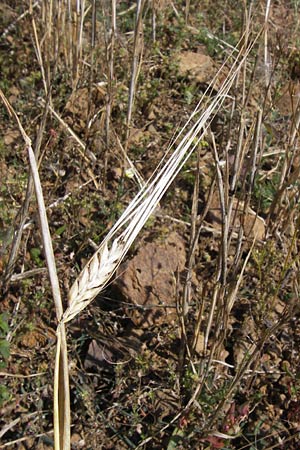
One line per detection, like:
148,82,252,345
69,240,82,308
0,1,300,449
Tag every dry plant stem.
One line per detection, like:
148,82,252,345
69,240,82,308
170,1,180,19
151,0,156,42
178,309,196,377
71,0,86,88
191,284,205,354
268,158,300,227
30,0,48,95
230,117,246,193
0,371,46,378
289,97,300,145
84,0,96,146
75,0,86,88
0,89,70,449
141,39,274,450
203,38,254,354
268,96,300,224
264,0,272,88
0,431,54,450
210,131,228,285
117,2,136,17
226,238,256,313
112,127,145,188
27,146,70,450
274,220,299,300
204,283,220,352
137,340,219,449
0,411,47,440
190,179,217,354
229,16,251,191
42,1,87,85
42,1,56,91
207,313,291,432
182,150,202,316
178,152,202,372
65,1,72,69
1,92,49,287
203,129,234,352
249,109,263,193
125,0,145,145
263,433,300,450
208,231,300,432
105,0,116,151
10,268,47,282
185,0,190,23
226,115,255,249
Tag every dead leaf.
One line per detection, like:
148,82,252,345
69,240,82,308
84,339,114,368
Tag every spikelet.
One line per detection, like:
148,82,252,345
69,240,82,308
62,237,125,323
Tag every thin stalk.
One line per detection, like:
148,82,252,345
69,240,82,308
0,90,70,450
28,147,70,450
182,150,202,316
105,0,116,150
126,0,145,145
2,94,49,288
210,131,228,285
151,0,156,42
185,0,190,23
264,0,272,87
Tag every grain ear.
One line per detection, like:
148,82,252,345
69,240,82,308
61,38,254,324
63,240,124,323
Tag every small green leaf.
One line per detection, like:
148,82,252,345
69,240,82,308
167,428,185,450
55,224,67,236
30,247,43,266
0,340,10,361
0,313,9,334
0,385,11,406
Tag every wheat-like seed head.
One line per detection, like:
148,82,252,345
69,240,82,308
61,35,257,324
62,238,125,323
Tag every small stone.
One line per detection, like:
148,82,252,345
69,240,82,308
177,51,215,83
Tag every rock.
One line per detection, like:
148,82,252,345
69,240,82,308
71,433,85,449
194,332,205,354
128,127,152,146
64,86,105,131
65,87,89,118
4,129,19,145
177,51,216,84
147,124,158,135
276,81,300,116
208,192,266,240
115,232,186,327
20,330,47,349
